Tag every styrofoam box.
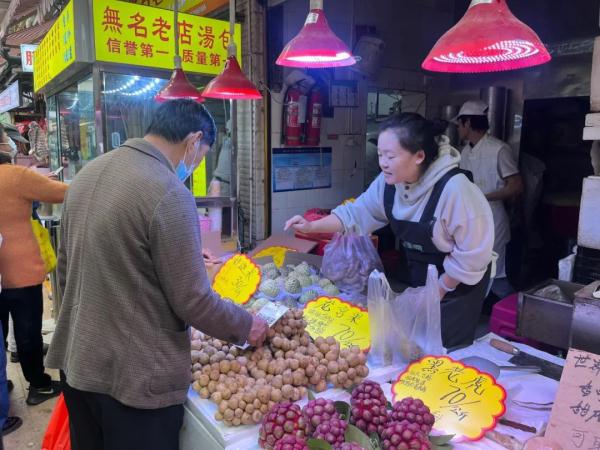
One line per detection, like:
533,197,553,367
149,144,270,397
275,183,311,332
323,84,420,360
184,364,404,449
578,176,600,250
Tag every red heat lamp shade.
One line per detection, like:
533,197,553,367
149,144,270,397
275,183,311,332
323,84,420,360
201,56,262,100
276,3,356,68
155,68,204,103
422,0,551,73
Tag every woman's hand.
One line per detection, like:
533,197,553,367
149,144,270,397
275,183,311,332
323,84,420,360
284,215,313,233
438,274,459,301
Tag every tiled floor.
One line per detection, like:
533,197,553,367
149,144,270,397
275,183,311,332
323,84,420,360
5,284,58,450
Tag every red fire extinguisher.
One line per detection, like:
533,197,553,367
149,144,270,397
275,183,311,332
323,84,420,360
305,87,322,146
284,86,303,146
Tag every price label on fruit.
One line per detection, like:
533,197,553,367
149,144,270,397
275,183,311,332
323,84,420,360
392,356,506,441
253,246,296,268
303,297,370,351
212,254,261,305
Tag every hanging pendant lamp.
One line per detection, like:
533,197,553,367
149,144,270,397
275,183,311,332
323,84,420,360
155,0,204,102
201,0,262,100
422,0,551,73
276,0,356,68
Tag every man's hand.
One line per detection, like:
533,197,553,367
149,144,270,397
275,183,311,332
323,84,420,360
202,249,222,265
247,315,269,347
284,215,312,233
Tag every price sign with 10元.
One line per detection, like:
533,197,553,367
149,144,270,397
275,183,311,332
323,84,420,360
303,297,370,351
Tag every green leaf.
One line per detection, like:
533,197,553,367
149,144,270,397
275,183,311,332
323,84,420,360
429,435,454,446
369,432,382,450
345,424,376,450
386,401,393,410
345,385,355,395
307,389,316,401
334,401,351,422
307,438,333,450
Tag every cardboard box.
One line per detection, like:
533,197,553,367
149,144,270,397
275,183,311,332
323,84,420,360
250,234,317,257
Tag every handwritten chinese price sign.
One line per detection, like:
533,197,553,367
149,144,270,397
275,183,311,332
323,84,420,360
93,0,241,75
253,246,296,268
303,297,370,351
212,254,261,305
546,349,600,450
392,356,506,441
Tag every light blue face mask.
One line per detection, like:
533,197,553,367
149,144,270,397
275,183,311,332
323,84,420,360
176,141,201,182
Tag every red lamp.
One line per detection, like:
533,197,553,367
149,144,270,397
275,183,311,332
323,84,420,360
202,54,262,100
155,59,204,103
422,0,551,73
201,0,262,100
276,0,356,68
155,1,204,102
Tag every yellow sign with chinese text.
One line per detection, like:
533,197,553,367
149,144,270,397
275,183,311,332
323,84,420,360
124,0,229,16
254,246,296,268
212,254,261,305
303,297,370,351
192,160,207,197
392,356,506,441
93,0,241,75
34,1,76,92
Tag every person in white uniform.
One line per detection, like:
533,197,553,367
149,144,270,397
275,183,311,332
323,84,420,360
455,100,524,299
286,113,494,349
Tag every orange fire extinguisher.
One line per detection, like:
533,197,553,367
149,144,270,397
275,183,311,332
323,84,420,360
305,87,322,146
283,85,304,146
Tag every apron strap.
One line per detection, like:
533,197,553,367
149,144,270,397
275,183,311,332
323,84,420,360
383,182,395,222
420,167,472,224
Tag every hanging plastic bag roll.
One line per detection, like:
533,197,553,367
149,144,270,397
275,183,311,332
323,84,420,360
367,264,444,368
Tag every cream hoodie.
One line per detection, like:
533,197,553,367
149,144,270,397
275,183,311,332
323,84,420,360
332,137,494,286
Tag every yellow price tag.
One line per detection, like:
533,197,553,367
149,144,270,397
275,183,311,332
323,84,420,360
392,356,506,441
253,246,296,268
303,297,370,351
212,254,261,305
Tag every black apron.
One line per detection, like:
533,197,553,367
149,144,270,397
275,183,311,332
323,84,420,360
383,168,491,349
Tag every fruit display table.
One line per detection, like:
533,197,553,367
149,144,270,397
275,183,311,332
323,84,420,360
180,364,402,450
180,333,563,450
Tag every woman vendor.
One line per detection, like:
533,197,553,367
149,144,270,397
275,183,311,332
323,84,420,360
285,113,494,349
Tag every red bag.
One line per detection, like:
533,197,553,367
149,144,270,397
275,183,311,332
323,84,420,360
41,394,71,450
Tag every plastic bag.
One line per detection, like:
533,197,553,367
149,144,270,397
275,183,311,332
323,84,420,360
31,218,57,273
367,265,444,367
41,393,71,450
321,233,383,303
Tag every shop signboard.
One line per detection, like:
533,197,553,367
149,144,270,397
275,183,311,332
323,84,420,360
33,1,76,91
125,0,229,16
93,0,241,75
0,81,21,113
21,44,38,72
392,356,506,441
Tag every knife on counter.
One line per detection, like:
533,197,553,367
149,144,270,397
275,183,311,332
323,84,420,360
490,339,564,382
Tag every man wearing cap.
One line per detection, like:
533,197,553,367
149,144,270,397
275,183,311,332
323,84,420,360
455,100,523,299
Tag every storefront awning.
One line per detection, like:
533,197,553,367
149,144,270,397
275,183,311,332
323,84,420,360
5,19,55,50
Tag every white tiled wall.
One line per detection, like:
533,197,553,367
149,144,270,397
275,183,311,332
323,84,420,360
270,124,367,232
268,0,457,233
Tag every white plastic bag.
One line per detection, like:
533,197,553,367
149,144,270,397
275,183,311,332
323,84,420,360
321,233,383,303
367,265,444,367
